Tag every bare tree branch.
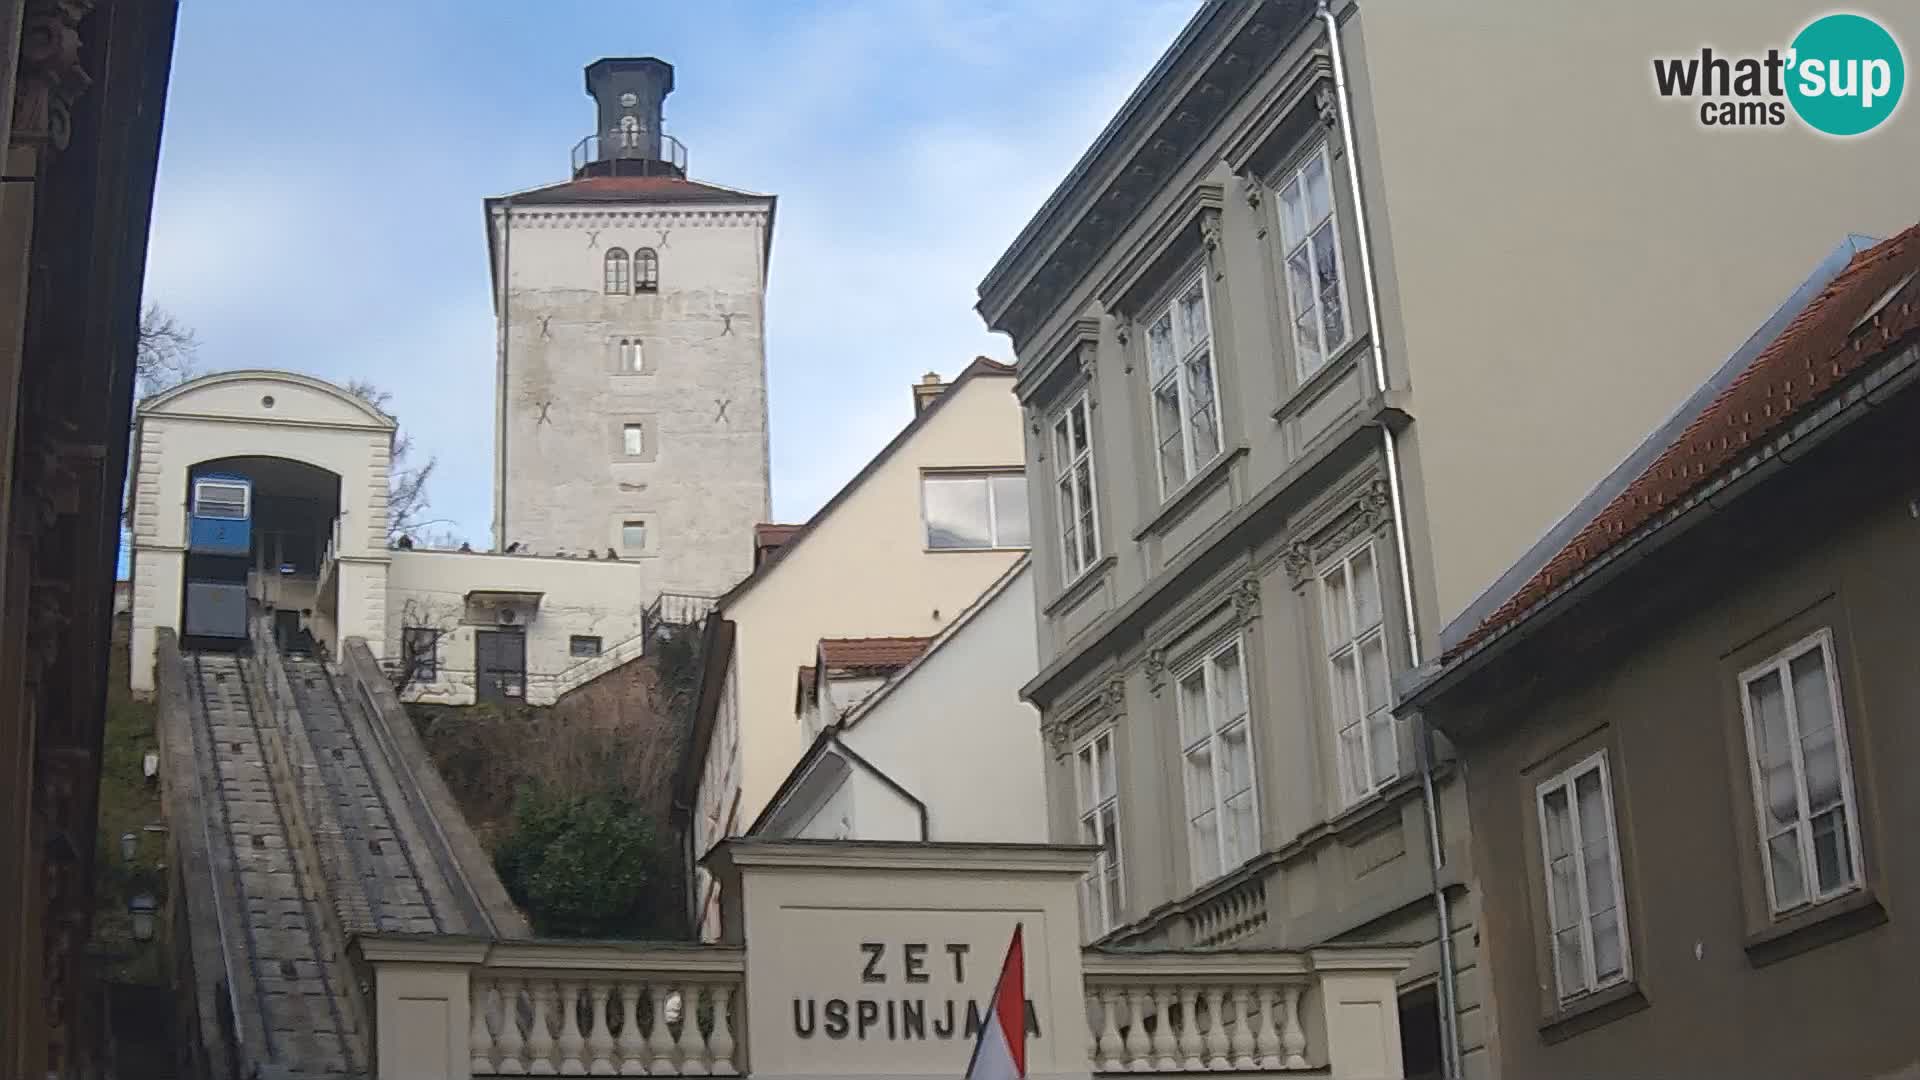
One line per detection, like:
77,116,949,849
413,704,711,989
136,303,198,397
343,378,441,543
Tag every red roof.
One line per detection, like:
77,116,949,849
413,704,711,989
1448,223,1920,662
818,636,933,674
501,174,767,206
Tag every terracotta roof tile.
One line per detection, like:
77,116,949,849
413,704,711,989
818,636,934,673
1447,223,1920,662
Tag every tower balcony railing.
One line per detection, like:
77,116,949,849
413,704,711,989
570,130,689,179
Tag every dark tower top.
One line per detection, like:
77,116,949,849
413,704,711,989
579,57,684,178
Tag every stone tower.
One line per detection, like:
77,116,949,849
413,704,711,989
485,57,774,599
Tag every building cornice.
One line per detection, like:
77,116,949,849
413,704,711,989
976,0,1317,348
705,838,1099,878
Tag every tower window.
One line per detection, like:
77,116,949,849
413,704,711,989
604,248,630,295
618,339,643,373
635,248,659,293
623,423,644,456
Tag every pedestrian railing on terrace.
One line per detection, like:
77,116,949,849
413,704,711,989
643,590,718,641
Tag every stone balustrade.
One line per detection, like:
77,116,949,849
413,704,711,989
1081,947,1411,1075
354,843,1414,1080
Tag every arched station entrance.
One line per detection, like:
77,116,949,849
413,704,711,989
128,370,396,693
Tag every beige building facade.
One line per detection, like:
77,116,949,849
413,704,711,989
680,360,1029,939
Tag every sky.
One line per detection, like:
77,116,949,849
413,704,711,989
144,0,1200,544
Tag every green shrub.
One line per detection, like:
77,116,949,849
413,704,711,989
493,785,677,939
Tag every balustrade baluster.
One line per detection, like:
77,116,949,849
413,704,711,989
471,978,497,1075
496,978,528,1075
1122,988,1150,1071
1229,986,1256,1069
1280,985,1308,1069
1085,992,1104,1072
616,983,646,1075
1098,990,1124,1072
1254,986,1282,1069
527,982,558,1075
1150,986,1178,1070
587,981,615,1075
676,984,711,1074
1204,988,1230,1070
1177,986,1203,1070
709,984,737,1075
647,984,677,1073
558,980,587,1074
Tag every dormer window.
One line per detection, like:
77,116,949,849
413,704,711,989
604,248,630,295
635,247,659,293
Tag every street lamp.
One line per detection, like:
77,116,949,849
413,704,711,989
129,894,156,943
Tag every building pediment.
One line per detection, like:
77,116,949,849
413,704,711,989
138,369,395,431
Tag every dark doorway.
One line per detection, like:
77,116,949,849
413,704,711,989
273,609,301,651
1399,984,1444,1080
474,629,527,704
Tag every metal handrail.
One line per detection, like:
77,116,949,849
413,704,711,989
569,129,689,176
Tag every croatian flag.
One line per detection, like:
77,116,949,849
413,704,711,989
963,924,1027,1080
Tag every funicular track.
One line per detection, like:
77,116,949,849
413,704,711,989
280,652,444,934
186,651,360,1076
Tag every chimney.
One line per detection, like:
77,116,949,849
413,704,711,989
583,57,677,172
912,371,946,415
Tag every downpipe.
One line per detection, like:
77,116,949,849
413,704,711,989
1318,2,1463,1076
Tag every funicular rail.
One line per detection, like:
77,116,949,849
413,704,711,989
187,651,360,1076
281,649,445,934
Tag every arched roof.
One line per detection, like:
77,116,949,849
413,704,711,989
139,369,396,430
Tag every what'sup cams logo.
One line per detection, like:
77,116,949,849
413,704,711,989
1653,13,1905,135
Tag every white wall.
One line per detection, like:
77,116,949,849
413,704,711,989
384,547,651,707
127,371,394,694
493,195,772,602
712,371,1026,839
836,563,1046,844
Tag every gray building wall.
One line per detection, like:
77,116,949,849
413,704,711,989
978,3,1480,1076
1425,379,1920,1079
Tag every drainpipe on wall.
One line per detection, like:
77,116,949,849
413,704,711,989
494,198,513,551
1317,2,1463,1077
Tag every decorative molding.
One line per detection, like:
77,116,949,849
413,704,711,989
1099,675,1128,717
1315,84,1338,129
1199,205,1223,253
11,0,95,153
1042,714,1072,760
1231,576,1261,626
497,208,770,230
1356,477,1392,529
1242,173,1264,211
1143,647,1169,696
1282,541,1314,586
